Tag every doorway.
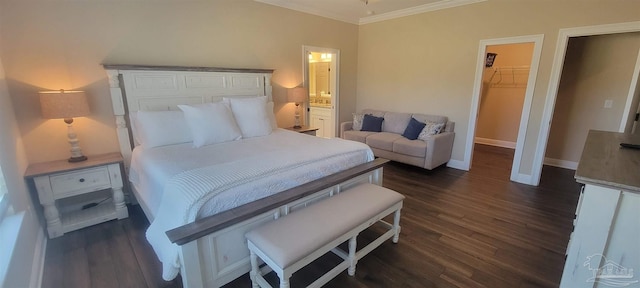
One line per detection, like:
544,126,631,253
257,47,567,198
303,46,339,138
544,33,640,170
472,42,535,180
465,35,544,183
532,21,640,185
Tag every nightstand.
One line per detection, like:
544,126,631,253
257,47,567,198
285,125,319,136
24,152,128,238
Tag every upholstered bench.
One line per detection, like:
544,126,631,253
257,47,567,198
245,183,404,288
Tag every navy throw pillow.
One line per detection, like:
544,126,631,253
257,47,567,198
361,114,384,132
402,117,426,140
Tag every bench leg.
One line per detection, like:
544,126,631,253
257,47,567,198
393,209,401,243
250,250,260,288
348,235,358,276
279,278,290,288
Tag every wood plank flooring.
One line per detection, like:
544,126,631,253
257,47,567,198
41,144,580,287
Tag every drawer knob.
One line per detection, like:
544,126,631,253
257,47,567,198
79,178,85,183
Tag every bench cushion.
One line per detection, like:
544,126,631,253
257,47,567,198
245,183,404,268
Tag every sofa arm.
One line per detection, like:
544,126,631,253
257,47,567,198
424,132,455,170
340,121,353,138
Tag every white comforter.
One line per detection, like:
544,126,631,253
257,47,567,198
133,129,374,280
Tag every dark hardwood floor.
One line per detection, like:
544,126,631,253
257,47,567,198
42,144,581,288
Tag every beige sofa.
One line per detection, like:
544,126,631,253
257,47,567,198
341,109,455,170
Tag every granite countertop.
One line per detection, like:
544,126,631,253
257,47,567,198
575,130,640,193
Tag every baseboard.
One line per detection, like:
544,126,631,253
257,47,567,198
30,229,46,288
544,157,578,170
446,159,467,170
475,137,516,149
512,173,534,185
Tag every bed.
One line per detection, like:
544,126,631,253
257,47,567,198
103,65,386,287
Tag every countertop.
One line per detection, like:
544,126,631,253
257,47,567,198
574,130,640,193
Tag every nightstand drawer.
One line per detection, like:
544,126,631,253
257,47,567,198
50,167,112,198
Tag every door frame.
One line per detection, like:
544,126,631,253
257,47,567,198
302,45,340,137
464,34,544,184
531,21,640,186
620,47,640,133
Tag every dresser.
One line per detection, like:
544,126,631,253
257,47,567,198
560,130,640,287
25,152,128,238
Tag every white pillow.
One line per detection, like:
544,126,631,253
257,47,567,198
266,101,278,129
178,102,242,147
352,113,364,131
418,122,445,141
224,96,273,138
135,110,192,149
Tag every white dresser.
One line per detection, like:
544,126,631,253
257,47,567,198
561,130,640,287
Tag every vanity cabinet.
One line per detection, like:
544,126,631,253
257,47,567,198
309,107,332,138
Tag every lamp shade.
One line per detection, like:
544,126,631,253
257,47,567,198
287,87,307,104
39,90,90,119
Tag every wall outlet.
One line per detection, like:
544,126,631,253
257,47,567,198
604,99,613,109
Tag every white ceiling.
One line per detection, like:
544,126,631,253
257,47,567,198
255,0,486,25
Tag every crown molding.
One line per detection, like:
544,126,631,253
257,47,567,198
359,0,487,25
255,0,488,26
254,0,360,25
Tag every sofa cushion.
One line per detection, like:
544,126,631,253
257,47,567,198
402,117,426,140
393,138,427,157
362,114,384,132
383,112,412,134
343,130,377,143
366,132,403,151
412,114,447,126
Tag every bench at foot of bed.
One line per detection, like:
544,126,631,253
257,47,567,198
245,183,404,288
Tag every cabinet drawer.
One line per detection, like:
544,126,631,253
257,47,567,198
50,167,111,198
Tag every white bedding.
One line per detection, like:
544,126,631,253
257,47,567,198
129,128,374,280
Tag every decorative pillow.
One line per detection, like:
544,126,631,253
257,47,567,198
418,122,445,141
178,102,242,147
361,114,384,132
224,96,273,138
402,118,426,140
352,113,364,131
135,110,193,149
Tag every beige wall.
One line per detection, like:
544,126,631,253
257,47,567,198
546,32,640,163
356,0,640,175
476,43,534,144
0,51,41,287
0,0,359,163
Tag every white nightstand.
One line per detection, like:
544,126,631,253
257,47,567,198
285,125,319,136
25,152,128,238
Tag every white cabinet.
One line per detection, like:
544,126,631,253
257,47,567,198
310,107,333,138
25,153,128,238
561,185,640,288
561,131,640,288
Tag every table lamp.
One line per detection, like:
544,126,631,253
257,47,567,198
287,87,307,129
39,90,90,162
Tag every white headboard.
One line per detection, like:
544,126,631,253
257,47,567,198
104,64,274,170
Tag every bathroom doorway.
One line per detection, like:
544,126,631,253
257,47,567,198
303,46,339,138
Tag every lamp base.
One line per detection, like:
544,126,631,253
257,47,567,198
68,155,88,163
